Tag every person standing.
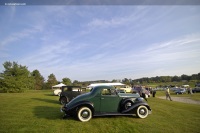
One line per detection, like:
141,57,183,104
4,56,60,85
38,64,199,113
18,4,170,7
141,87,148,101
166,87,172,101
152,89,156,97
187,87,190,94
189,87,193,94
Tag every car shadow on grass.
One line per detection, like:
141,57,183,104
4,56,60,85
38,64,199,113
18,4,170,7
32,98,59,104
92,115,137,120
44,93,55,96
34,106,63,120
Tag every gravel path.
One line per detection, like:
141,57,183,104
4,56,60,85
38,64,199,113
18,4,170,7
158,96,200,105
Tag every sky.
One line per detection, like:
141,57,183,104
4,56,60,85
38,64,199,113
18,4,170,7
0,5,200,82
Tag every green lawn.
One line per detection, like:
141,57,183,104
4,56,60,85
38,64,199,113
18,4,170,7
0,90,200,133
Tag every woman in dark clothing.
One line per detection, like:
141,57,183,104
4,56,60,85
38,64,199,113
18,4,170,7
141,87,148,101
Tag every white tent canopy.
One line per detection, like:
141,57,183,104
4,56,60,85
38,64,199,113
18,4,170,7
87,83,125,88
52,83,66,89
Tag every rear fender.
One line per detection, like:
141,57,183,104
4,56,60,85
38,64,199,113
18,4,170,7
69,101,94,114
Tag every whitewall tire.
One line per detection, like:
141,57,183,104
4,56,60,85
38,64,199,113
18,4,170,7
77,107,92,122
136,105,148,119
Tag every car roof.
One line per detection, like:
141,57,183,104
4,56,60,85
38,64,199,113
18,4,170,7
62,86,81,88
87,83,125,87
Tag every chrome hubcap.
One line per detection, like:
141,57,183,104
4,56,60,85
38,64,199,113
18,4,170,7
82,111,89,118
139,109,146,115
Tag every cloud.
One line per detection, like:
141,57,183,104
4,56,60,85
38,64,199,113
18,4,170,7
20,40,70,66
0,28,37,47
68,33,200,80
1,6,200,81
87,17,128,28
145,34,200,53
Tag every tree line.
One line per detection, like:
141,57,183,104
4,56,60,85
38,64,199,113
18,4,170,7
131,74,200,84
0,61,199,93
0,61,72,92
121,74,200,87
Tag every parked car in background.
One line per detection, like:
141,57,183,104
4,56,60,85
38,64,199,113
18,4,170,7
61,85,152,122
195,83,200,87
174,88,186,95
132,86,150,98
192,87,200,93
59,86,86,105
170,87,179,92
120,86,132,93
52,83,66,96
116,89,126,93
53,89,62,96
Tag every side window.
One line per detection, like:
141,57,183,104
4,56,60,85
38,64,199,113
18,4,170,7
101,89,110,95
63,87,68,91
101,88,116,95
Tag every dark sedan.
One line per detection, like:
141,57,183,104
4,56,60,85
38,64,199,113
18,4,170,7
192,87,200,93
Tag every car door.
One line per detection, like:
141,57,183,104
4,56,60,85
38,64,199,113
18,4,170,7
100,88,120,113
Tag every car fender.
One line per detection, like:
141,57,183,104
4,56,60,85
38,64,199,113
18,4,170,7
121,101,151,114
59,96,69,104
119,98,134,110
69,101,94,114
121,98,134,105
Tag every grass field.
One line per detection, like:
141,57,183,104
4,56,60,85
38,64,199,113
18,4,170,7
0,90,200,133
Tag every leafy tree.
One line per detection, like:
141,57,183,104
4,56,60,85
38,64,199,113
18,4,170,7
122,78,131,85
0,61,34,92
62,77,71,85
73,80,80,86
181,74,190,81
160,76,171,82
32,69,45,90
171,75,181,82
111,79,118,82
46,73,57,89
111,79,121,82
198,73,200,80
191,74,198,80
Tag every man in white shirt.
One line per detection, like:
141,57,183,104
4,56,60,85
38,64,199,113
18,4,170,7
166,87,172,101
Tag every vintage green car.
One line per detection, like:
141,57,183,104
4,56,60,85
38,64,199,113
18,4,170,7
61,85,152,122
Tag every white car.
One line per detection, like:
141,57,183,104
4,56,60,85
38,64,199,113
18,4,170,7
53,89,61,96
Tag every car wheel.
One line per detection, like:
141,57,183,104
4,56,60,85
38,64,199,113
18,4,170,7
136,105,148,119
60,97,68,105
77,107,92,122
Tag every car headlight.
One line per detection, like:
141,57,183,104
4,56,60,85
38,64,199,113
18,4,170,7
135,97,144,102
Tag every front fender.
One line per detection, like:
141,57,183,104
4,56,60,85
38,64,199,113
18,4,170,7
121,101,151,114
121,98,134,105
